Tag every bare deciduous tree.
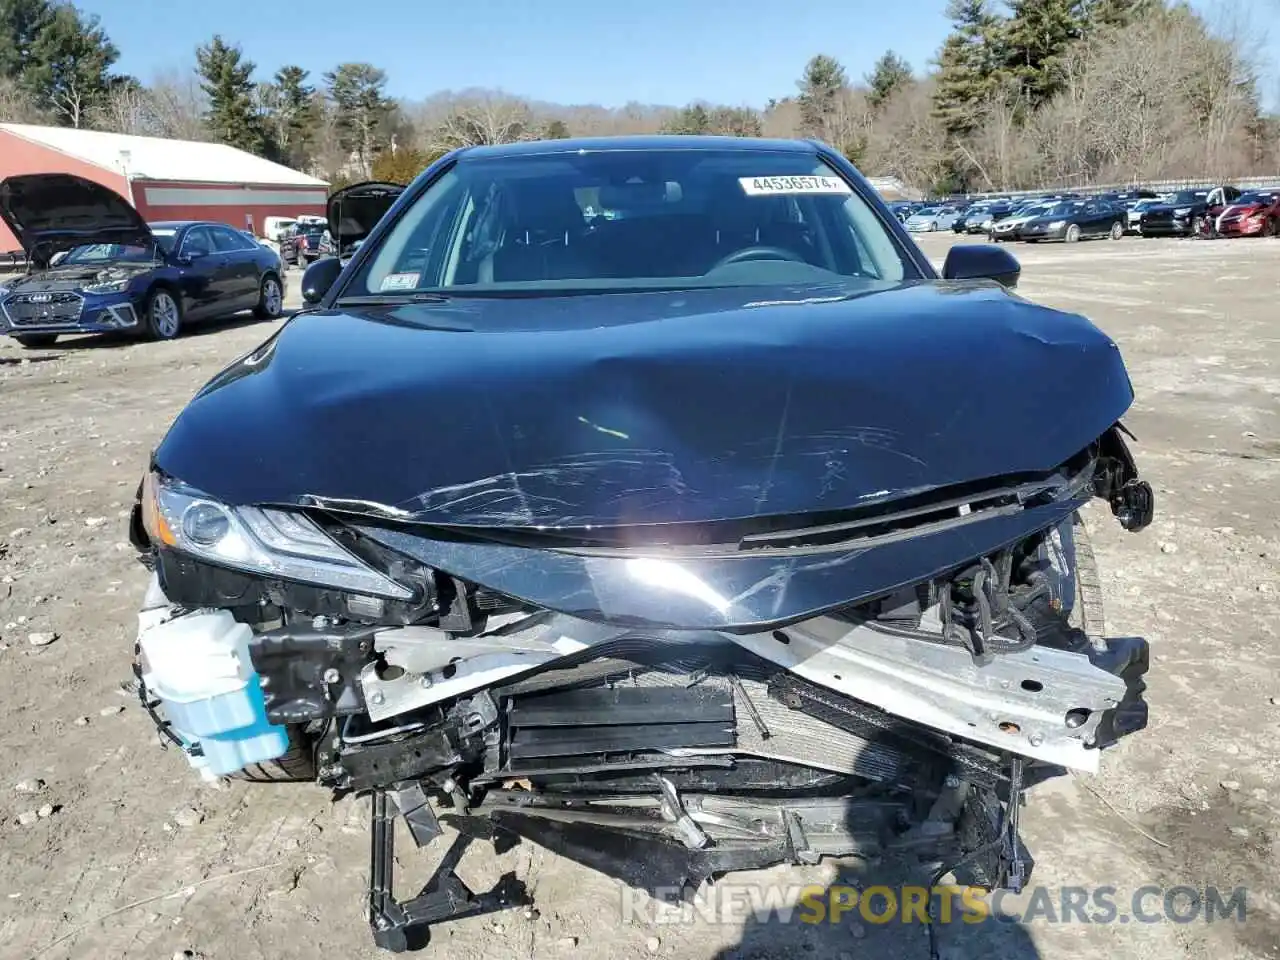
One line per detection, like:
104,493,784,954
0,76,45,124
88,82,153,135
428,90,534,149
146,68,210,141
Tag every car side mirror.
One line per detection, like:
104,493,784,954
941,244,1020,289
302,255,343,305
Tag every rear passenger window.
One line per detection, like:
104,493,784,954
211,227,252,252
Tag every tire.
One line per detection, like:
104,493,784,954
1065,223,1081,243
254,273,284,319
1264,218,1277,238
231,725,316,783
143,288,182,340
1190,216,1204,236
13,333,58,348
1109,221,1123,240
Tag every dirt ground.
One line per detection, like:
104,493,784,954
1,237,1278,960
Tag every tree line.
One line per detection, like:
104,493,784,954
0,0,1274,193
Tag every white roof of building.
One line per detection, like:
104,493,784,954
0,123,327,187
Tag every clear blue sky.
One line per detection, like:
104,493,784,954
78,0,1275,108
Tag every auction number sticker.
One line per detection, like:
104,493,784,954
379,272,420,291
739,175,853,196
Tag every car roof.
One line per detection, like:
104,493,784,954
457,135,818,161
147,220,227,230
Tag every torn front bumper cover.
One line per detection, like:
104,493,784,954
136,574,1148,951
344,612,1146,952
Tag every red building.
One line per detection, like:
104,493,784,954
0,123,327,252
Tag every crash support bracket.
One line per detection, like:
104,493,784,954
368,782,529,952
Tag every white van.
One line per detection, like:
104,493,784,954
262,217,298,243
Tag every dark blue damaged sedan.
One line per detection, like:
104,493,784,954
127,136,1156,951
0,173,286,348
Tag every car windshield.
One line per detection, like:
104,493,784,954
344,149,912,298
1235,193,1274,205
60,242,157,264
1172,191,1208,203
1045,203,1084,216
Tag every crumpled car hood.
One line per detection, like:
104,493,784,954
153,281,1133,527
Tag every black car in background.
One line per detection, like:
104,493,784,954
1139,186,1240,236
960,200,1018,234
0,173,285,348
1018,198,1127,242
951,203,990,232
886,200,915,222
1098,189,1159,208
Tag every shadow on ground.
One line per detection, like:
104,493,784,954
711,855,1041,960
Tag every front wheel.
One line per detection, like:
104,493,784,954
1109,221,1123,240
1065,224,1081,243
143,288,182,340
13,333,58,348
230,725,317,783
1264,218,1278,238
1190,216,1205,236
254,274,284,319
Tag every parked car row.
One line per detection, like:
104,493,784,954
893,184,1280,245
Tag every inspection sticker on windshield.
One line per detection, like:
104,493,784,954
379,272,420,291
739,175,852,196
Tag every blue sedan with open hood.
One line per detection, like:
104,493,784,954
0,173,285,348
127,135,1154,951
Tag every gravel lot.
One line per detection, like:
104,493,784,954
2,240,1278,960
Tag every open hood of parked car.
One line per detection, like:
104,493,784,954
0,173,153,262
327,181,405,254
153,280,1135,531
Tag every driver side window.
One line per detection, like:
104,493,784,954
180,226,214,258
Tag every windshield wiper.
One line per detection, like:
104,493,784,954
334,292,452,306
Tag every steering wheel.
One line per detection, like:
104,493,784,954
709,245,806,271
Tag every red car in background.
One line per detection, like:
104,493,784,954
1207,191,1280,237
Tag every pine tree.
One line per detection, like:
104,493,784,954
1085,0,1157,31
664,103,710,134
0,0,118,126
0,0,52,84
1002,0,1088,105
796,54,848,139
541,118,570,139
865,51,913,110
324,63,392,176
196,35,264,152
269,65,317,165
933,0,1004,136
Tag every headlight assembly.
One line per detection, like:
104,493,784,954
84,273,130,294
1173,207,1192,216
1047,220,1066,229
141,471,413,600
